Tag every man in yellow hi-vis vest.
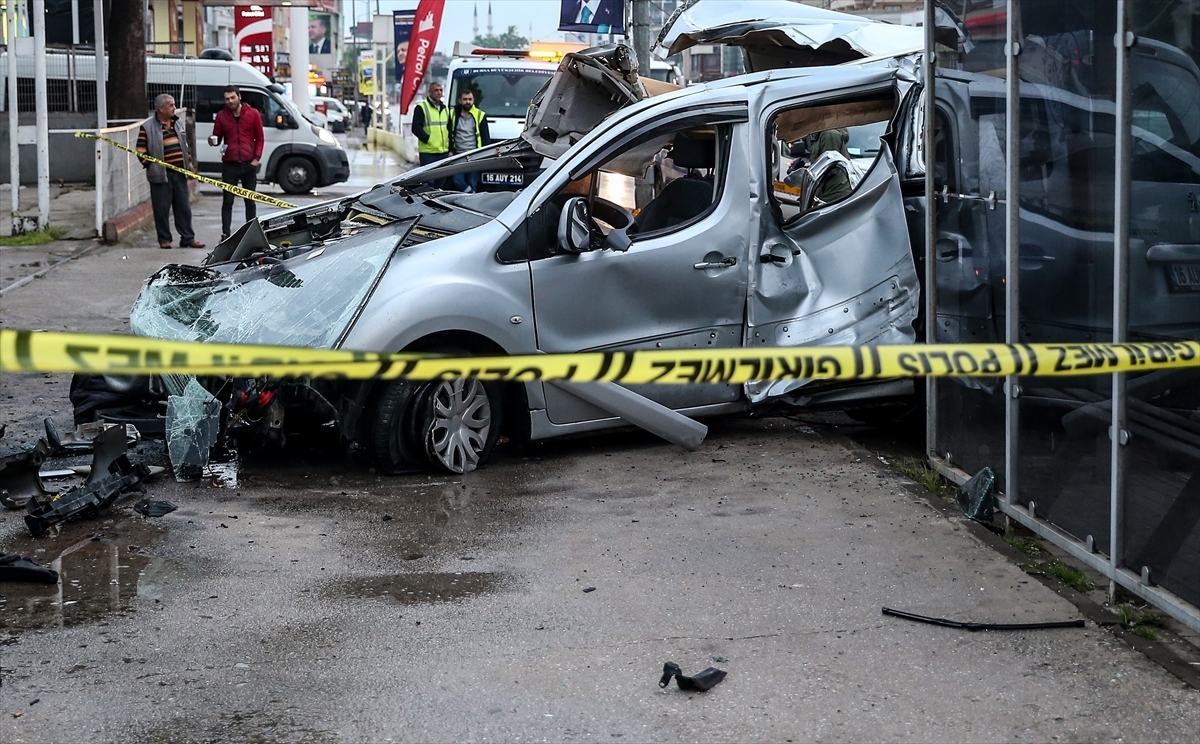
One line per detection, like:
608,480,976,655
448,89,491,193
412,83,450,188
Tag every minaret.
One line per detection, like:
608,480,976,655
487,2,493,36
473,3,479,38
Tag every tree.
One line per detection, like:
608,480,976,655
471,26,529,50
107,0,147,119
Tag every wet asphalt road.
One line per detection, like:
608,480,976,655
2,136,1200,741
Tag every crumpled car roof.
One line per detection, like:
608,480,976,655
655,0,924,61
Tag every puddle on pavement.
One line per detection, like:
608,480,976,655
0,527,180,633
327,571,505,605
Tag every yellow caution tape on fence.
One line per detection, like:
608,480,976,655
2,330,1199,382
77,132,298,210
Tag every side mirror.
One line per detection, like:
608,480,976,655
275,114,291,129
556,197,593,254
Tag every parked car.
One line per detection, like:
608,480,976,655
312,96,350,133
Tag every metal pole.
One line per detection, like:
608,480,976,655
632,0,651,76
289,4,310,111
1110,0,1133,601
6,0,20,233
1003,0,1020,517
93,0,106,239
32,0,49,229
923,0,938,462
71,0,79,44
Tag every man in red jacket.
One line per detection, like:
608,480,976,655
210,86,265,240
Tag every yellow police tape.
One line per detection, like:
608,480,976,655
2,330,1199,383
76,132,298,210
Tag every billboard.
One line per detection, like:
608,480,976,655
235,5,274,79
308,12,334,55
358,50,376,96
558,0,625,34
393,9,416,85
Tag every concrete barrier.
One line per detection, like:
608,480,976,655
368,127,413,162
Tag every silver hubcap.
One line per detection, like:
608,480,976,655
287,165,309,185
426,379,491,473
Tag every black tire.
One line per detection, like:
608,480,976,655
278,156,318,194
369,379,423,474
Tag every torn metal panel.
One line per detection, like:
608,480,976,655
523,45,649,159
655,0,924,68
165,379,222,482
747,145,919,403
548,382,707,451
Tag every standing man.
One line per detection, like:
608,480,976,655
412,82,449,187
136,94,204,250
448,90,490,192
210,86,265,241
360,102,372,135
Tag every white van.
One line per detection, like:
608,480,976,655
0,52,349,195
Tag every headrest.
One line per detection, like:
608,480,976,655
671,134,715,170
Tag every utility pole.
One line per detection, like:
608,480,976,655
6,0,20,234
290,4,310,111
93,0,106,238
631,0,651,76
33,0,49,229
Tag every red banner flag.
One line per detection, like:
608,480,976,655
400,0,446,115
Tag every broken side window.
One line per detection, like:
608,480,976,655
770,93,896,221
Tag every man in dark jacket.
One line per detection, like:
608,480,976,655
137,94,204,250
448,90,490,192
211,85,265,240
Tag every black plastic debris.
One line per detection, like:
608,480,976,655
0,436,52,509
956,466,996,522
133,499,177,518
25,426,150,537
658,661,727,691
0,553,59,584
44,417,139,456
882,606,1084,631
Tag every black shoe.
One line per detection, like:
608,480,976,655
219,234,230,242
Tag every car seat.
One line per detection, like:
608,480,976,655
633,134,715,233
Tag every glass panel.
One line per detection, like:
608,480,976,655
1121,0,1200,608
933,0,1009,485
1015,0,1117,551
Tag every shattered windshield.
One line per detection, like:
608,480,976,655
130,225,405,349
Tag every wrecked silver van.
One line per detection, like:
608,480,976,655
130,12,930,475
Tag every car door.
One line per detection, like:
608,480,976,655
529,106,752,423
747,76,920,403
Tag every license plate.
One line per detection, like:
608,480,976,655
1167,263,1200,291
481,172,524,185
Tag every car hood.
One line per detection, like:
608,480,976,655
654,0,924,70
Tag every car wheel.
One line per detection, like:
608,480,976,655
278,156,317,194
411,377,502,474
369,379,423,474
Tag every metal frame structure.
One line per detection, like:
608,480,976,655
923,0,1200,634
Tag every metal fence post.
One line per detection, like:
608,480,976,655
1004,0,1021,519
923,0,938,462
1110,0,1133,602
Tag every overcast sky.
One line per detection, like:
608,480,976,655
342,0,583,56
